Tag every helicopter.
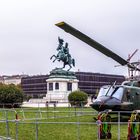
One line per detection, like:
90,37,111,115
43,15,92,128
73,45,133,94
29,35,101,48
55,21,140,112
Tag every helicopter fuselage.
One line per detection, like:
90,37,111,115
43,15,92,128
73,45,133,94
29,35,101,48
91,81,140,111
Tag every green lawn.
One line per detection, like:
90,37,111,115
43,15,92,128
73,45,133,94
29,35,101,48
0,107,129,140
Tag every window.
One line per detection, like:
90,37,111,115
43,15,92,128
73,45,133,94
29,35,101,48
112,87,124,100
67,82,72,91
98,86,124,100
49,83,53,91
55,83,59,90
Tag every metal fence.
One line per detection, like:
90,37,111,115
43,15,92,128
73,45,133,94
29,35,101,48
0,105,136,140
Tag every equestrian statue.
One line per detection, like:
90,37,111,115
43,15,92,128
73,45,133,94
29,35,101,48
50,37,75,71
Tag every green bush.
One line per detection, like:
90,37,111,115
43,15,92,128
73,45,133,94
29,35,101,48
68,90,88,107
0,83,24,107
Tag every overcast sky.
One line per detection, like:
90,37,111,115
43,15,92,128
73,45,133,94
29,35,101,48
0,0,140,76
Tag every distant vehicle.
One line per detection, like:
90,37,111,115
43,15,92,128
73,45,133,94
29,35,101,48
55,21,140,111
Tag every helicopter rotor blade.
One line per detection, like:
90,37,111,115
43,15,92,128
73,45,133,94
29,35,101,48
131,61,140,65
55,22,140,72
127,49,138,61
127,63,140,71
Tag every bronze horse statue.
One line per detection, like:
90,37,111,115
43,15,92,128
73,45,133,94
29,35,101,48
50,37,75,71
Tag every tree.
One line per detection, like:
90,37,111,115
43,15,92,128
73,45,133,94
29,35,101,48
68,90,88,107
0,84,24,107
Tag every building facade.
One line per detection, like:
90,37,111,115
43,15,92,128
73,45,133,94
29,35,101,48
21,72,125,98
76,72,125,94
3,75,23,85
21,75,48,98
0,76,4,83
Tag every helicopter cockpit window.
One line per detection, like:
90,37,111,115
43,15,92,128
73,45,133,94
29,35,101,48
133,81,140,87
98,86,115,97
98,86,124,100
138,81,140,87
122,81,132,86
112,87,124,100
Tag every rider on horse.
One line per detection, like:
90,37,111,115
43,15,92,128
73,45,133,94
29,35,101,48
50,37,75,71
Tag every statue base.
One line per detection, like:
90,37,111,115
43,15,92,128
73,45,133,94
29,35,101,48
49,68,77,79
44,68,79,103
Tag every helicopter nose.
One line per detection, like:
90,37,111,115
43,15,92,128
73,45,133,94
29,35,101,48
91,97,121,111
91,100,105,111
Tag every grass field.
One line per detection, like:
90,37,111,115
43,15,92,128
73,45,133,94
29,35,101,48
0,107,129,140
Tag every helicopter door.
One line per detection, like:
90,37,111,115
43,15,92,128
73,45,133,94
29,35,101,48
132,89,140,109
124,88,140,110
122,89,131,102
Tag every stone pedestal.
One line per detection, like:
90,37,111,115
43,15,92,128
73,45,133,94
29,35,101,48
44,68,79,103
